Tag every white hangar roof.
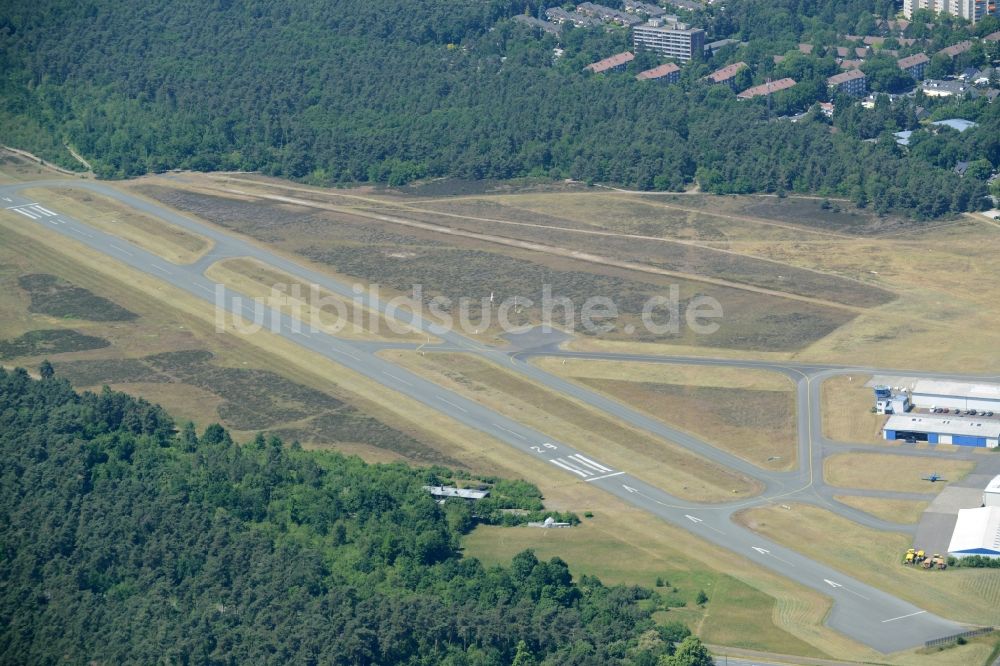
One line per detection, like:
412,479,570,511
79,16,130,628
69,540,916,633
883,414,1000,438
948,507,1000,557
912,380,1000,400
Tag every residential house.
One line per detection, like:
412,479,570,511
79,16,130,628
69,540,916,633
586,51,635,73
736,77,796,99
827,69,868,96
898,53,929,79
705,61,747,88
636,62,681,82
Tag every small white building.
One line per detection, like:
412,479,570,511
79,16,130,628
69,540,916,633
984,475,1000,508
948,506,1000,559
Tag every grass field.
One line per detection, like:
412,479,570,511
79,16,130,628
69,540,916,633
128,173,1000,374
21,187,211,263
532,358,797,470
832,496,930,524
382,350,762,502
823,452,976,493
204,257,426,342
132,179,858,353
821,374,884,443
736,503,1000,627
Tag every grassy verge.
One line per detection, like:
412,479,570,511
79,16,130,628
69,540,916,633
204,257,427,342
21,186,211,263
823,453,976,493
382,350,763,502
736,503,1000,626
832,496,930,524
821,374,884,443
532,358,797,470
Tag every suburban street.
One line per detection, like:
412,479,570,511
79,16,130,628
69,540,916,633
4,179,995,653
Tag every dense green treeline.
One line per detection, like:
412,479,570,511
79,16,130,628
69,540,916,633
0,366,711,664
0,0,991,216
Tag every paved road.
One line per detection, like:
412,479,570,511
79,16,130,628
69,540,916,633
1,180,983,653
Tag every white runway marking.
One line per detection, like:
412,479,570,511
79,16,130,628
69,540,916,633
109,243,134,257
382,371,413,387
194,283,214,294
5,202,36,209
1,197,11,202
881,610,926,623
32,205,56,216
151,264,172,275
549,458,589,477
12,208,37,219
585,471,624,482
492,423,527,440
568,453,611,473
436,396,468,413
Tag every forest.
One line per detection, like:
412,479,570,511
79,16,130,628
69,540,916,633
0,0,994,217
0,365,714,665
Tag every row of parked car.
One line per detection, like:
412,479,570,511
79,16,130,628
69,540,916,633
930,407,995,417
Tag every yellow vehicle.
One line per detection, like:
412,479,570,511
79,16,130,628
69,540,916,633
905,549,916,564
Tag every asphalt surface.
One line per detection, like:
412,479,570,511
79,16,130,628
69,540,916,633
2,179,990,653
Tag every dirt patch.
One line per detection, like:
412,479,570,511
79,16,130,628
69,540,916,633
0,329,110,359
17,273,137,321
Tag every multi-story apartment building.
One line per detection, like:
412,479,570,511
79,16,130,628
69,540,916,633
903,0,987,24
632,18,705,61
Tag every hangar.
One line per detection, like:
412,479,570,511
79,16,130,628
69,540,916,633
882,414,1000,447
910,380,1000,412
948,506,1000,559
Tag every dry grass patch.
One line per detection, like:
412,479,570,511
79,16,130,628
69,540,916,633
204,257,426,342
533,358,796,470
824,452,976,493
21,187,211,263
736,503,1000,626
382,350,762,502
832,496,930,524
821,374,884,443
0,150,75,183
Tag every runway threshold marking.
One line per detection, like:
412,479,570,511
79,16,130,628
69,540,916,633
549,458,589,478
881,610,926,623
586,471,624,482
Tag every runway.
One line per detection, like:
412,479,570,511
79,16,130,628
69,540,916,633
1,179,983,653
